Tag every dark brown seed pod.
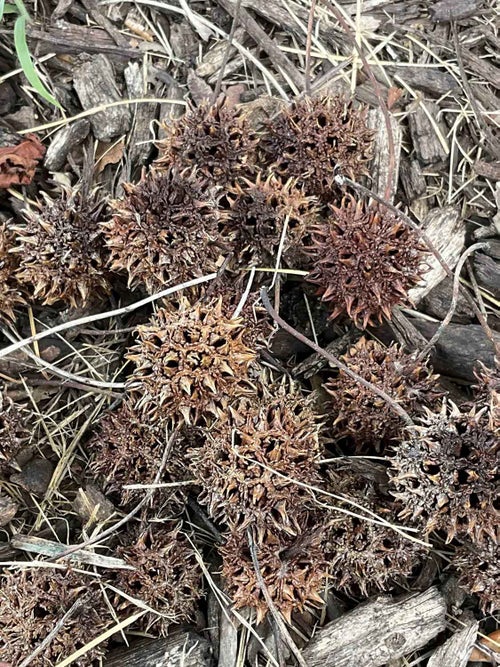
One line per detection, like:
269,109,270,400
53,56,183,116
126,298,256,425
472,360,499,431
0,222,25,322
221,523,327,625
324,473,428,596
0,390,29,477
112,524,203,635
306,195,427,328
14,191,111,308
260,96,373,198
222,172,318,267
191,381,322,538
452,537,499,612
389,401,499,544
0,567,111,666
155,100,258,185
323,337,442,452
103,168,224,294
88,399,189,511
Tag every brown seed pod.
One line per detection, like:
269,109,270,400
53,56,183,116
88,399,189,511
103,168,224,294
155,100,258,185
113,524,203,635
452,537,499,612
472,360,499,431
0,390,29,477
260,96,373,198
389,401,499,544
306,195,427,328
223,172,318,267
191,381,322,537
221,523,327,624
14,191,111,308
126,298,256,425
0,567,111,666
324,473,428,596
0,222,25,322
324,337,442,452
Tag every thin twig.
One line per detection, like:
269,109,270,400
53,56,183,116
260,287,415,428
247,527,308,667
0,273,217,361
417,242,489,361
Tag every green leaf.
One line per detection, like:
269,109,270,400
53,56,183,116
1,4,20,14
13,14,62,108
0,0,7,21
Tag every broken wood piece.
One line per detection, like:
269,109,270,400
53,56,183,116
427,620,478,667
104,632,213,666
409,206,464,304
73,54,131,142
44,119,90,172
430,0,484,22
472,252,500,298
407,101,449,167
301,587,446,667
421,276,475,323
366,108,402,202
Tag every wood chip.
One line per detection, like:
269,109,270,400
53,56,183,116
427,621,478,667
407,101,449,167
429,0,484,22
0,493,17,526
366,109,402,202
104,632,213,667
44,119,90,172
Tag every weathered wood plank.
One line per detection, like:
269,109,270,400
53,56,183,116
104,632,213,667
427,621,478,667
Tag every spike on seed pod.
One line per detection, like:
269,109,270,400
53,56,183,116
126,297,256,425
112,524,203,635
389,400,499,544
103,167,224,294
305,195,427,328
222,172,318,267
0,568,111,666
0,222,25,322
452,537,499,612
14,190,111,308
191,381,322,537
88,399,189,511
155,100,259,185
221,523,328,625
0,389,29,477
324,337,442,452
260,96,373,198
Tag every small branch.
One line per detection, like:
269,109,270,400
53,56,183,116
260,287,414,428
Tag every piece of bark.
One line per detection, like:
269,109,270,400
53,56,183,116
427,621,478,667
474,160,500,181
366,109,402,202
0,493,17,526
73,485,116,526
170,20,199,62
73,54,131,142
123,62,157,172
44,119,90,172
386,65,460,96
187,69,213,105
484,239,500,260
218,605,239,667
10,458,54,496
302,588,447,667
409,206,464,304
411,320,500,381
158,83,186,140
399,158,429,219
104,632,213,667
421,276,475,323
408,101,449,167
430,0,484,22
197,27,246,78
472,253,500,298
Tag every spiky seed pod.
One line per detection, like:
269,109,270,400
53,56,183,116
452,537,499,612
221,524,327,624
222,172,318,267
191,382,322,538
0,390,29,476
14,191,111,308
113,524,203,635
324,473,428,596
155,100,258,185
306,195,427,328
389,401,499,544
0,568,111,666
472,360,499,430
88,399,189,511
324,337,442,452
0,223,25,322
260,96,373,198
103,168,224,294
126,298,256,425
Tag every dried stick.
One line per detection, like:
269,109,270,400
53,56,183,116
417,242,489,362
260,287,414,428
247,527,308,667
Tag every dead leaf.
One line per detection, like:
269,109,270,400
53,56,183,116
469,629,500,662
387,86,403,110
95,139,125,174
0,130,45,188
